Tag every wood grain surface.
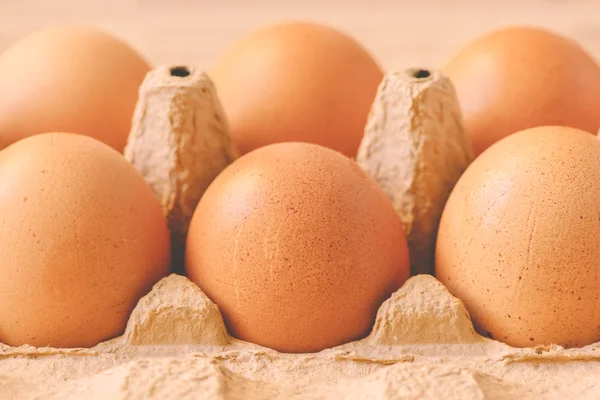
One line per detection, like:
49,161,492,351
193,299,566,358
1,0,600,71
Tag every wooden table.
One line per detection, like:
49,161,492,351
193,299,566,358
1,0,600,71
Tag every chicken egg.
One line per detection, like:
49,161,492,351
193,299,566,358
0,26,150,152
444,26,600,156
210,21,383,157
185,142,409,353
0,133,171,348
436,126,600,348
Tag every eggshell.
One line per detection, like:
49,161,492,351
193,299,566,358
435,126,600,348
210,21,383,157
185,142,410,353
444,26,600,156
0,26,150,152
0,133,171,348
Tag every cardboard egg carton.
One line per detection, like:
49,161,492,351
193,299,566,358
2,65,599,399
3,272,599,399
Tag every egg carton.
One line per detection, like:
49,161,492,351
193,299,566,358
2,270,599,399
2,65,599,400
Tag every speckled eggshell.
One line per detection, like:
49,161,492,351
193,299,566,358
0,26,150,152
0,133,171,348
185,142,410,353
444,26,600,156
436,126,600,348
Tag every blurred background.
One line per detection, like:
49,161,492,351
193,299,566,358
1,0,599,70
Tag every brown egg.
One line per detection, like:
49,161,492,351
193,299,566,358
0,26,150,152
210,21,383,157
185,142,409,353
444,26,600,156
0,133,170,348
436,126,600,348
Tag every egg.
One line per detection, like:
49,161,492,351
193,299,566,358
444,26,600,156
210,21,383,157
185,142,409,353
0,26,150,152
435,126,600,348
0,133,171,348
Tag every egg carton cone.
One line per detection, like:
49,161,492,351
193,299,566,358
2,66,600,400
123,65,239,274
